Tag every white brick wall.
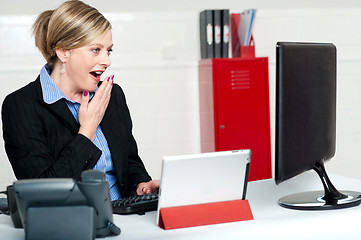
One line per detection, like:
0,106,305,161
1,8,361,188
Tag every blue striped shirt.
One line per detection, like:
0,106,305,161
39,64,121,200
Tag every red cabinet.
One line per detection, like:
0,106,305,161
198,57,272,181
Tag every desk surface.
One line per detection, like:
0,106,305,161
1,172,361,240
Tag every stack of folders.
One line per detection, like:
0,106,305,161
200,9,230,59
231,9,257,58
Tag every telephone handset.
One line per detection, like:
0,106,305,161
10,170,120,240
78,170,120,237
78,170,121,237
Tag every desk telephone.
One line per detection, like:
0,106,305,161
7,170,120,240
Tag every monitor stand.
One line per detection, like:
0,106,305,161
278,161,361,210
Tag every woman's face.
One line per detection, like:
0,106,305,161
65,30,113,93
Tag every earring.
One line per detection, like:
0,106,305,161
60,63,65,74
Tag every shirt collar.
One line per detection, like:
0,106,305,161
39,64,94,104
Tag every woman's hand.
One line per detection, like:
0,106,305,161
136,180,160,195
78,75,113,140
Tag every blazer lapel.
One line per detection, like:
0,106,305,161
100,97,128,172
44,100,80,135
34,77,80,135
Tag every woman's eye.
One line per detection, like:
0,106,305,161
107,49,113,55
92,48,100,54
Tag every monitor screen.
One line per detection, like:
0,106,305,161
275,42,361,210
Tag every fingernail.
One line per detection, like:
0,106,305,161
84,91,88,97
107,77,110,81
111,75,114,80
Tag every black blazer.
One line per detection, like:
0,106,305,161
1,76,151,197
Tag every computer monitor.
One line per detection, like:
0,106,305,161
275,42,361,210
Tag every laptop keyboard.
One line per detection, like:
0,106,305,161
111,193,159,215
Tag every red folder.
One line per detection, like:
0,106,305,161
231,13,241,58
240,35,255,58
158,199,253,230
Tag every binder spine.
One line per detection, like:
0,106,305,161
213,10,222,58
200,10,214,59
221,9,230,58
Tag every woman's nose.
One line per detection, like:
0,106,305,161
100,52,111,67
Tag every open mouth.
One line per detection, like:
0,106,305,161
90,71,103,80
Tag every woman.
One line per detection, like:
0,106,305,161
1,0,159,200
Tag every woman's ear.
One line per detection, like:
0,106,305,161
55,48,69,63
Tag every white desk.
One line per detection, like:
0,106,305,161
1,172,361,239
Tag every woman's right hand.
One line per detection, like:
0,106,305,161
78,75,114,140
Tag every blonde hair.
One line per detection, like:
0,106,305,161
32,0,111,67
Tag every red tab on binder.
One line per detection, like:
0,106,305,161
158,199,253,230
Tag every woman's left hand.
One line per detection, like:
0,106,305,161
136,180,160,195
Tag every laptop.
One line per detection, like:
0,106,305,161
156,149,251,225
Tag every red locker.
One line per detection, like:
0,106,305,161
198,57,272,181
